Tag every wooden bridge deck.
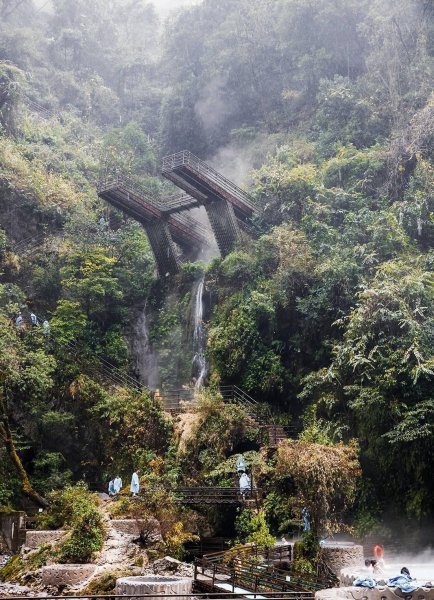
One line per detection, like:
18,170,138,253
162,150,260,221
140,486,261,505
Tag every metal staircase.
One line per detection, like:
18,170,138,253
161,385,298,448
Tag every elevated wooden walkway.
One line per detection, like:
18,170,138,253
98,151,262,272
97,177,213,275
140,486,261,505
162,151,259,220
162,150,261,256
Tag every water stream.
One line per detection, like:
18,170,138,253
192,277,207,389
130,305,159,392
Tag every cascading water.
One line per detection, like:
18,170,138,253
192,277,207,389
130,305,159,392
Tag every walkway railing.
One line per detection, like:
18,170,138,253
97,175,213,242
0,593,315,600
139,486,261,505
195,544,332,595
160,386,299,445
25,98,58,121
162,150,260,215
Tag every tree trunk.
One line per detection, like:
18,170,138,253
0,413,47,508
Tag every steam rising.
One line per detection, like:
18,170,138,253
195,74,235,135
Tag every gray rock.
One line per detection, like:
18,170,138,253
152,556,194,578
97,493,110,500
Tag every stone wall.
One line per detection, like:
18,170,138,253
0,512,26,553
25,530,66,549
41,564,97,587
320,544,364,576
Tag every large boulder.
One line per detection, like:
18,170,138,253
152,556,194,578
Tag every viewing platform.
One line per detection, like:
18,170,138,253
162,151,259,220
97,177,213,275
162,151,261,256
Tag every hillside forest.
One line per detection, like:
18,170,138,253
0,0,433,553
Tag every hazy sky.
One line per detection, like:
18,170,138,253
152,0,202,16
33,0,202,17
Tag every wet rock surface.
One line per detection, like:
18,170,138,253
115,574,193,600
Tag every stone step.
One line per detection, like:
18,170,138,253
25,530,66,549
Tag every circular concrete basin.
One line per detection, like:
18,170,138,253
115,575,192,600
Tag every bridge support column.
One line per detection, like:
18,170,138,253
144,220,180,276
204,200,241,257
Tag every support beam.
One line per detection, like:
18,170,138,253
144,220,180,277
204,199,241,257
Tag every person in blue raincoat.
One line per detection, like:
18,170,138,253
239,472,251,498
108,480,115,496
113,475,122,494
130,471,140,496
236,455,247,473
302,507,311,532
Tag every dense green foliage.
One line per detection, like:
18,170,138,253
0,0,432,546
39,484,105,563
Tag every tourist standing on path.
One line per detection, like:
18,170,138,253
113,475,122,494
302,507,311,532
108,480,115,496
239,472,251,498
236,454,247,473
130,471,139,496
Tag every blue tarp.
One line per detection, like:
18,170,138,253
387,575,417,593
353,577,377,588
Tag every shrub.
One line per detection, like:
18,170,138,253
39,483,105,563
80,569,134,595
235,508,275,549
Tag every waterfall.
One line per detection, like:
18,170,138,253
130,305,159,392
192,277,207,389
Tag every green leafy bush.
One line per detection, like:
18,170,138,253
235,508,275,549
39,483,104,563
